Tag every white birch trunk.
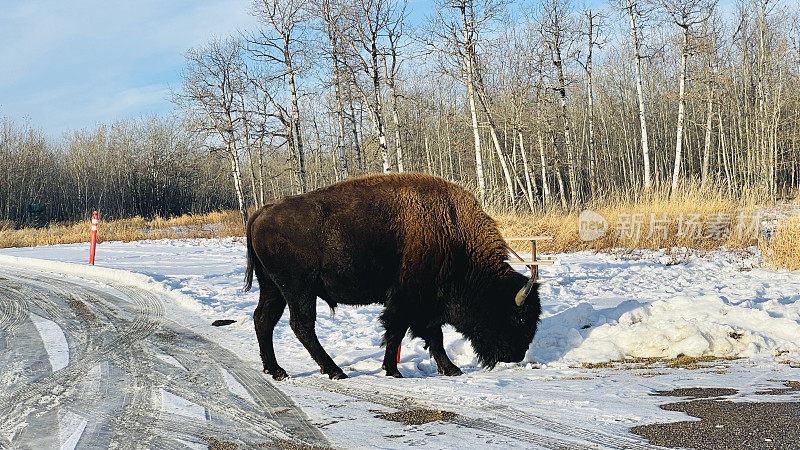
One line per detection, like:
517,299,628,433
626,0,652,191
519,132,535,212
670,27,689,195
461,5,486,204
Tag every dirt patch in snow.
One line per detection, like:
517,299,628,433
258,439,329,449
377,409,457,425
202,436,238,450
67,298,97,322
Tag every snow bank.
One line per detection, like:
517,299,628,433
0,254,202,313
528,296,800,365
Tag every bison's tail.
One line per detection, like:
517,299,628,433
243,211,257,292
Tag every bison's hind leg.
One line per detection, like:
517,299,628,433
254,273,288,380
379,307,409,378
280,283,347,380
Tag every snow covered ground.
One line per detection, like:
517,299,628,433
3,239,799,448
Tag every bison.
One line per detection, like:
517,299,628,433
244,173,541,380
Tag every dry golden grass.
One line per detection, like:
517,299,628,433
0,184,790,260
760,215,800,270
0,210,244,248
580,355,741,371
493,184,766,254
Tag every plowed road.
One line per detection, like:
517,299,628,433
0,267,328,449
0,264,664,450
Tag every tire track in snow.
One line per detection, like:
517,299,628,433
0,280,24,332
287,376,593,449
24,272,322,448
0,267,328,449
289,376,658,449
13,276,290,448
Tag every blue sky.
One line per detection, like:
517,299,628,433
0,0,257,137
1,0,618,138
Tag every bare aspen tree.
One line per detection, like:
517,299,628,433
178,39,249,224
699,18,717,189
429,0,507,205
502,26,539,210
540,0,579,206
751,0,782,198
314,0,350,179
245,63,302,194
473,55,518,206
251,0,310,192
622,0,653,190
535,57,552,207
661,0,717,195
338,0,396,173
233,63,262,206
250,86,273,205
699,13,740,189
459,0,487,204
381,2,407,173
345,81,365,173
518,132,536,211
579,9,603,198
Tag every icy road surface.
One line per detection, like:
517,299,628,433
0,266,327,449
2,239,800,448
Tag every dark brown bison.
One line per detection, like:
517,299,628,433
244,173,540,380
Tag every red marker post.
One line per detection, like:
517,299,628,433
89,211,98,265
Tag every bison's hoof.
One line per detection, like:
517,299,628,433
328,371,348,380
385,370,404,378
438,365,463,376
265,367,288,381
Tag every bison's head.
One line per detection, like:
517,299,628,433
461,272,541,369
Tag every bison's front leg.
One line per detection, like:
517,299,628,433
380,326,408,378
379,306,409,378
419,326,463,376
287,297,348,380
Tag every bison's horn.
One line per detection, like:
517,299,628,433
515,277,536,306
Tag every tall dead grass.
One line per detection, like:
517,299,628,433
761,216,800,270
1,185,791,267
0,211,244,248
494,184,767,253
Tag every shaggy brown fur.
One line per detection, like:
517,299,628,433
245,173,540,380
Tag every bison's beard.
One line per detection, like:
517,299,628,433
465,319,538,370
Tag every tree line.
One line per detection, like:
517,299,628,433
0,117,236,226
2,0,799,227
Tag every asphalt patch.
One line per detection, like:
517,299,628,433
755,380,800,396
212,319,237,327
654,387,738,399
631,387,800,448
